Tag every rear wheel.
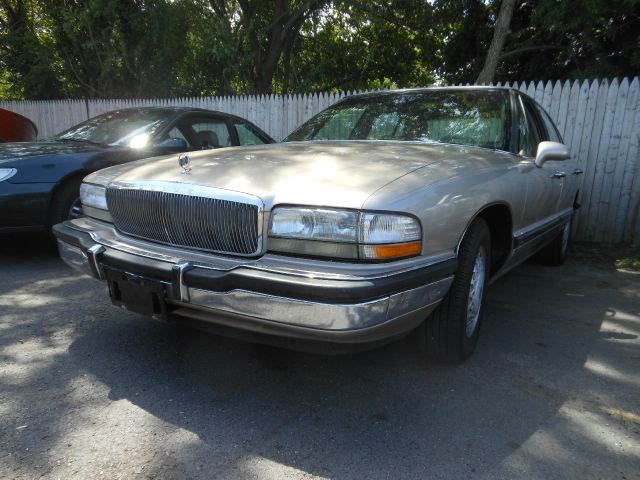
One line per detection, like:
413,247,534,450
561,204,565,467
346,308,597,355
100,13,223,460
534,219,572,266
422,218,491,363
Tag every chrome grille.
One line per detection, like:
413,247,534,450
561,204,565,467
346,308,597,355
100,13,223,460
106,188,260,255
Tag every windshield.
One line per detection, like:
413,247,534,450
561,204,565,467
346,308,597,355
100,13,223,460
285,90,510,151
53,109,173,146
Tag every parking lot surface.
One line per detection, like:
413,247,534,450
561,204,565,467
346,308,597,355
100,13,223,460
1,234,638,480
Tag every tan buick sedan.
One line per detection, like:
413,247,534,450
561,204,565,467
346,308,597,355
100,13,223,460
54,87,581,362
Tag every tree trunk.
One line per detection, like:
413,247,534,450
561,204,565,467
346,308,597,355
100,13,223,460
476,0,517,84
239,0,328,94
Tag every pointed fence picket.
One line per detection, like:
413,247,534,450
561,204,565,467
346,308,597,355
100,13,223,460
1,78,638,243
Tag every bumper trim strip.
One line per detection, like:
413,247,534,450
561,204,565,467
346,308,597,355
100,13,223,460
87,244,106,280
172,261,194,302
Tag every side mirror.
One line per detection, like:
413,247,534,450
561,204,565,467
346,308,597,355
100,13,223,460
154,138,187,150
535,141,570,167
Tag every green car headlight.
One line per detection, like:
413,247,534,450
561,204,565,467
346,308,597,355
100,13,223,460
0,168,17,182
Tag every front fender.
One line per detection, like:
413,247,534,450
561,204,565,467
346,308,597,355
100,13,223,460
363,162,526,256
7,147,140,184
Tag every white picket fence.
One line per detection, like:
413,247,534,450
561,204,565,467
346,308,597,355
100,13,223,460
0,94,351,144
2,78,639,243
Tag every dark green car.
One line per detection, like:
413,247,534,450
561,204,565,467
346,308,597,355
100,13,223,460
0,107,273,233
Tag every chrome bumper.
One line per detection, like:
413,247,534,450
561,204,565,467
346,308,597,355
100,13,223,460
55,221,456,344
176,278,452,333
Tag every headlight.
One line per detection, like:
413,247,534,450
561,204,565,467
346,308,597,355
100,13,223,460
360,213,422,260
269,207,421,261
80,183,108,210
270,208,358,242
361,213,421,243
0,168,17,182
79,183,112,222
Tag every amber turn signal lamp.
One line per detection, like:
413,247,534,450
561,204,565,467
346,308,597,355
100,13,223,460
362,241,422,260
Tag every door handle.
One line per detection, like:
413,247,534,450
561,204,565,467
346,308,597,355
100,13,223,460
572,169,584,175
550,171,566,179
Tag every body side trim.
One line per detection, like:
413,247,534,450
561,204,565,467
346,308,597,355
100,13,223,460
513,207,574,247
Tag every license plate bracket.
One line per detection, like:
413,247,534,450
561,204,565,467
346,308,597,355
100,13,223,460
105,268,169,318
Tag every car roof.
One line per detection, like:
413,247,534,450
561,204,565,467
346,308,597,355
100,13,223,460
105,106,209,114
94,106,261,123
344,86,519,101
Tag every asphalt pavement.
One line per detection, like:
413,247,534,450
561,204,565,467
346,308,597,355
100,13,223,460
1,234,638,480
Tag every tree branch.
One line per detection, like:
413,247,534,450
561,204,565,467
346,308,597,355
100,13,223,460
347,0,419,32
499,44,564,61
283,0,325,34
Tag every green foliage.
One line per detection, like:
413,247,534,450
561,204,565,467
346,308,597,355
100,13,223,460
525,0,640,79
491,0,640,82
0,0,638,99
432,0,494,84
615,257,640,271
293,2,436,92
0,0,66,99
178,7,242,96
41,0,195,98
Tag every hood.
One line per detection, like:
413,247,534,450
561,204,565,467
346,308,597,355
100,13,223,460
0,141,111,165
105,141,511,210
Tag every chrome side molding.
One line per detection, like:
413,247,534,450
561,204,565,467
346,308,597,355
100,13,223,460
513,207,574,247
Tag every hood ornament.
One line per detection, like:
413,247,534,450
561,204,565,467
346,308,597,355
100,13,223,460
178,153,191,174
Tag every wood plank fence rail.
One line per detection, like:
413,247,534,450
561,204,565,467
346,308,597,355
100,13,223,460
2,78,639,244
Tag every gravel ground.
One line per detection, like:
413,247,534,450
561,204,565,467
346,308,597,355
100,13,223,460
1,234,639,480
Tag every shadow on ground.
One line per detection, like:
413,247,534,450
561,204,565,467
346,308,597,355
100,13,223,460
1,233,638,479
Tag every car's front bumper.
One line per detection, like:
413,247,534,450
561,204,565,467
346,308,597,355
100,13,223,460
53,219,457,346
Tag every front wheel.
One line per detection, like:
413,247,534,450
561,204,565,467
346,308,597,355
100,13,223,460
421,218,491,363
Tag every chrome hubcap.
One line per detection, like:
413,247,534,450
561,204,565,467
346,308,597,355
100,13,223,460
465,246,486,338
68,197,83,219
561,222,570,255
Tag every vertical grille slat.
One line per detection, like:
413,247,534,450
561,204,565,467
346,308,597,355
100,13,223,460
106,188,260,255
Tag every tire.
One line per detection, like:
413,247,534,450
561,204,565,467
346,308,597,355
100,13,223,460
534,219,572,266
422,218,491,363
48,178,83,231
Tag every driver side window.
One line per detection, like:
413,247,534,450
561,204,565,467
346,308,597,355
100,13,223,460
166,127,188,143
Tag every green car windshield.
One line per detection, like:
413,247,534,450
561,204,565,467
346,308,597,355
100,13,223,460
285,90,511,151
53,109,173,146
